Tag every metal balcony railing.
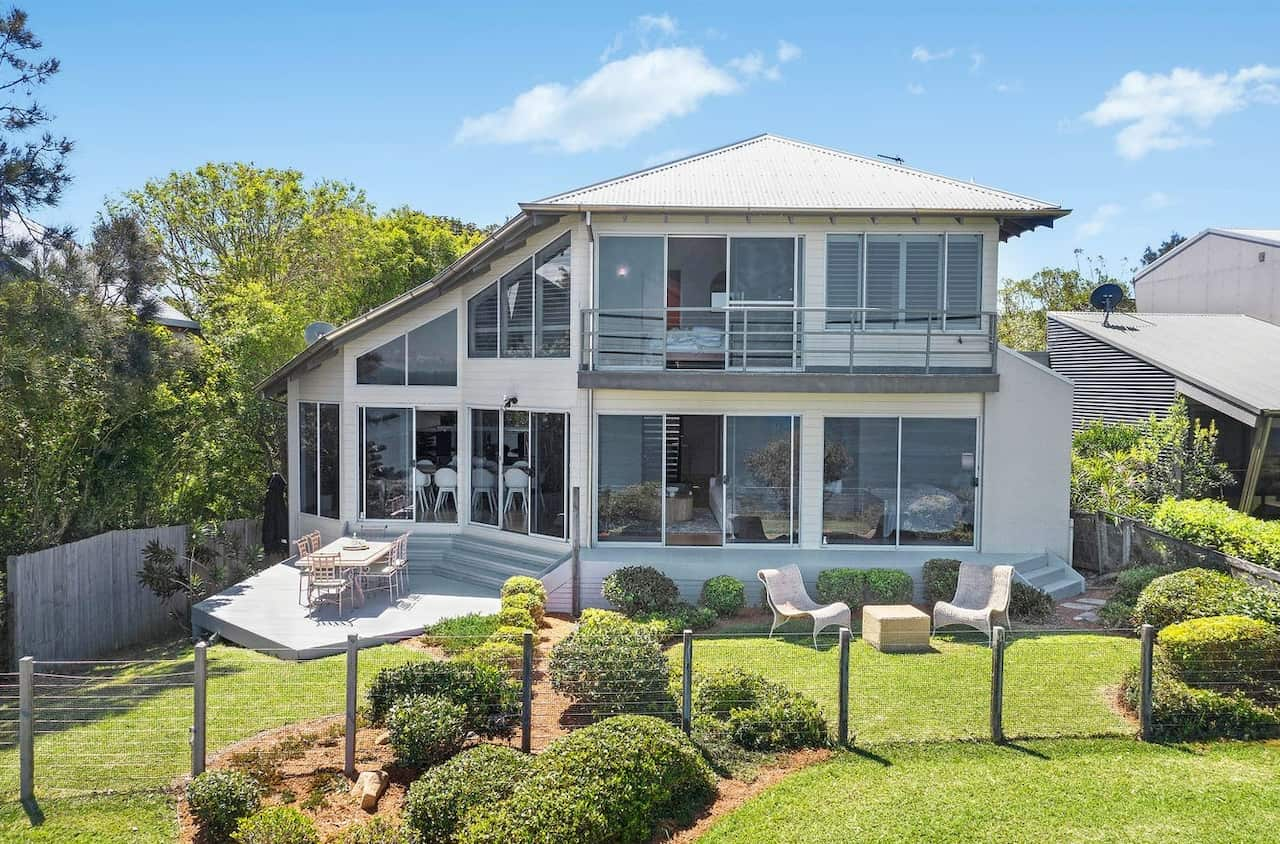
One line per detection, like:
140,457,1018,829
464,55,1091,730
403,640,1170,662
579,307,998,374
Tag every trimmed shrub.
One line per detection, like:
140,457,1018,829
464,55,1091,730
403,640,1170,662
549,616,674,715
1010,582,1055,623
1115,565,1165,606
602,566,679,615
233,806,318,844
386,694,468,767
1150,498,1280,569
1159,615,1280,692
815,568,865,610
334,817,413,844
500,575,547,604
729,693,828,750
864,568,913,604
691,668,829,751
635,602,716,635
700,575,745,617
500,591,545,626
577,607,633,632
488,625,530,648
457,715,716,844
1132,568,1252,629
422,613,500,655
922,559,962,604
1122,655,1280,740
405,744,534,844
496,606,536,631
186,769,261,839
459,641,523,673
366,660,518,734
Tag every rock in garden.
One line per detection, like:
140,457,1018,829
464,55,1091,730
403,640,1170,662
350,770,389,812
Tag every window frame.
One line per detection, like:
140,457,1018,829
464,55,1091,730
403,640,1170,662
466,230,573,360
355,309,459,386
298,400,340,519
820,414,981,550
466,403,572,541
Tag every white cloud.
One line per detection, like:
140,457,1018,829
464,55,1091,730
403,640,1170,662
456,47,740,153
907,83,925,96
1144,191,1171,209
911,45,955,63
969,50,985,72
1078,203,1123,239
729,39,801,82
1085,64,1280,159
636,13,677,35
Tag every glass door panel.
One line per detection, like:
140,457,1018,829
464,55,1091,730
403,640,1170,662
470,409,500,526
530,412,568,539
501,410,530,534
664,415,724,546
899,418,977,546
415,410,458,523
361,407,412,520
597,236,665,368
725,416,796,543
597,415,663,543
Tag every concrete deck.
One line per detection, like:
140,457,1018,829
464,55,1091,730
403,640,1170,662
192,562,500,659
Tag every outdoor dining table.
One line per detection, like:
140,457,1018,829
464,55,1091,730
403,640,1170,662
308,537,392,608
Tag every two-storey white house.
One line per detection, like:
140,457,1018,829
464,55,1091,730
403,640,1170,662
259,135,1083,612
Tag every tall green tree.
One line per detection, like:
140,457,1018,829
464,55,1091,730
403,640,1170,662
997,265,1134,351
1141,232,1186,266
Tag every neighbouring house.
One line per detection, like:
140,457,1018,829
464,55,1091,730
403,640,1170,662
258,134,1084,611
1135,228,1280,325
1047,311,1280,517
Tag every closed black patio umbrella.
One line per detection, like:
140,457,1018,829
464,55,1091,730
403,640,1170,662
262,471,289,557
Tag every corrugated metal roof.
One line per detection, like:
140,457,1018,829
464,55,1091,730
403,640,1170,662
1223,228,1280,243
526,134,1063,214
1047,311,1280,416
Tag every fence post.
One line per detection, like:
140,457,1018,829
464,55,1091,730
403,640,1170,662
345,634,357,778
192,642,207,777
837,627,850,746
1094,511,1107,572
1139,624,1155,741
681,630,693,735
521,631,534,753
990,626,1005,744
570,487,582,618
1121,519,1133,568
19,656,33,803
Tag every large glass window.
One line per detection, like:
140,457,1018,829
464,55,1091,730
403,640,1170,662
470,409,500,526
408,311,458,386
730,237,795,303
467,233,572,359
360,407,413,520
356,335,406,385
535,233,572,357
726,416,798,543
597,236,665,368
822,416,977,547
414,410,458,523
468,283,499,358
357,311,457,386
597,415,663,543
299,402,340,519
530,412,568,539
822,418,899,545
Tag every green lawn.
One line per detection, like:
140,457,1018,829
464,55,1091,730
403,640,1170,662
0,639,421,841
678,631,1138,742
699,738,1280,843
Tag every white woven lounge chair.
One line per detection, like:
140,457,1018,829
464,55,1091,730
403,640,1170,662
758,565,851,648
932,563,1013,642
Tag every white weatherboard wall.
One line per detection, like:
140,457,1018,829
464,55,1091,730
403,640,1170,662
1137,232,1280,325
981,348,1072,559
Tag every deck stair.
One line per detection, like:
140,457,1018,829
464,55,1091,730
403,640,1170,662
358,529,567,593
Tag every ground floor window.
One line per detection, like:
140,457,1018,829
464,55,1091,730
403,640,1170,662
414,410,459,523
822,416,977,547
470,408,569,539
596,413,799,546
299,401,340,518
360,407,459,523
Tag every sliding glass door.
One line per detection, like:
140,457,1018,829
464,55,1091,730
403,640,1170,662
597,413,798,546
470,408,569,539
360,407,413,520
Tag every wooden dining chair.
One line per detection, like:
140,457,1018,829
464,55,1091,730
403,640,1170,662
294,535,316,605
307,551,350,616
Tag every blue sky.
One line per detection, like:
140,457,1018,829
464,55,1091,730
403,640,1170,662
35,1,1280,283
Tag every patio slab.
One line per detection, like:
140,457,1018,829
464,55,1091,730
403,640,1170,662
192,562,500,659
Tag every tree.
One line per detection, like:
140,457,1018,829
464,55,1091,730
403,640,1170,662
997,263,1134,351
1141,232,1186,266
0,7,73,250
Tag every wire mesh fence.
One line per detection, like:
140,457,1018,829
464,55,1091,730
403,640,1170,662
5,621,1278,804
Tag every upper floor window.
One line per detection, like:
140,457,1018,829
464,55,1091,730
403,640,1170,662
825,233,981,328
356,310,458,386
299,402,340,518
468,232,572,359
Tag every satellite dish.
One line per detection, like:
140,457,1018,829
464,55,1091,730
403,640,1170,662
304,321,336,345
1088,283,1126,326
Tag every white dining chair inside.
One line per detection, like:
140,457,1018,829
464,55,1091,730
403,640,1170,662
433,467,459,514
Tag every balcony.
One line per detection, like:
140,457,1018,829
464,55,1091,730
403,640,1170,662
578,307,999,393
